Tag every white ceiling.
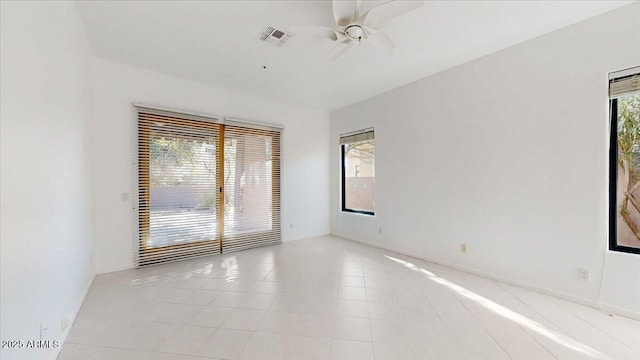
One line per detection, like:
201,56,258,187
77,0,632,111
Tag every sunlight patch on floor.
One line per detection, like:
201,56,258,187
384,255,609,360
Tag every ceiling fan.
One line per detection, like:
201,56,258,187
303,0,425,61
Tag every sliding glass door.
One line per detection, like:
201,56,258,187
138,112,223,266
222,126,281,253
137,109,281,266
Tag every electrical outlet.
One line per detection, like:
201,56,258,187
40,323,48,341
460,244,467,253
121,192,129,201
289,223,293,229
378,227,382,235
578,268,591,281
61,314,70,331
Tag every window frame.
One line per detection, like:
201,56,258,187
341,138,375,216
609,96,640,255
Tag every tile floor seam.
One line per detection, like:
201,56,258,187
546,292,640,356
451,274,555,360
450,288,515,360
492,281,565,360
191,327,221,358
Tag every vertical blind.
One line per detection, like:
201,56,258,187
136,106,281,267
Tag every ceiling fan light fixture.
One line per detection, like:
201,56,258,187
345,25,364,40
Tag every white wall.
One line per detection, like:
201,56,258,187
0,2,95,359
331,3,640,318
92,59,330,273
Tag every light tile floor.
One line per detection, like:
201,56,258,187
59,236,640,360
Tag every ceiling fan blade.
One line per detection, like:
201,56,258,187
331,31,349,42
366,29,395,49
333,0,360,26
324,39,355,61
362,0,424,26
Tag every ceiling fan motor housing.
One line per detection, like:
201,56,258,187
345,25,364,40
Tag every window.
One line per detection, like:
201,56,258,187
609,66,640,254
137,107,281,266
341,130,375,215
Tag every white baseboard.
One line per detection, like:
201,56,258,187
332,232,640,321
283,232,331,243
599,303,640,320
54,273,96,359
96,263,135,275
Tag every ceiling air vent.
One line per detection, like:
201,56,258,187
258,26,293,47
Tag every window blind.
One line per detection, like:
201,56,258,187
136,106,282,266
221,126,281,253
609,66,640,99
340,129,374,145
137,111,223,267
